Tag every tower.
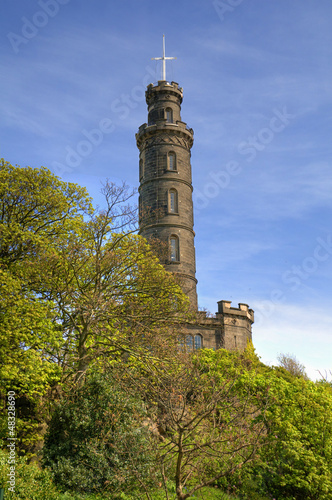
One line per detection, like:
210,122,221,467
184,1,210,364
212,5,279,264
136,38,254,350
136,80,198,307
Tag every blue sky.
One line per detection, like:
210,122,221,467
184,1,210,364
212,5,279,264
1,0,331,379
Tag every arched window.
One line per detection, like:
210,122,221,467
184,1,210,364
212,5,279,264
169,189,178,214
170,235,179,262
166,108,173,123
194,334,202,350
168,152,176,171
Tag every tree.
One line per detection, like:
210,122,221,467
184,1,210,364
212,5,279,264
0,161,191,460
228,358,332,500
0,160,93,453
1,160,190,385
260,375,332,499
125,349,268,500
277,352,308,379
36,181,191,380
43,371,159,496
0,159,92,395
0,267,61,399
0,159,91,267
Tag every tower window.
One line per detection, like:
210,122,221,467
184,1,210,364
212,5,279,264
169,189,178,214
170,235,179,262
168,152,176,171
166,108,173,123
194,334,202,350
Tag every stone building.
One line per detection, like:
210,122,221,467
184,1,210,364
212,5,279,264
136,50,253,351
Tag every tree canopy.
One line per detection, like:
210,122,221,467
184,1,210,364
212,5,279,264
1,160,331,500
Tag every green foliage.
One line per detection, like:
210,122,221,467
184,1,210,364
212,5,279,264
0,448,125,499
0,448,62,500
259,375,332,500
0,160,92,455
1,160,331,499
201,350,332,500
0,447,239,500
41,229,190,378
0,268,62,400
0,161,190,458
130,347,268,500
43,371,158,495
115,485,240,499
0,158,92,267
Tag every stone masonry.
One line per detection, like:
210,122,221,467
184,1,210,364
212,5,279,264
136,81,198,307
136,80,254,351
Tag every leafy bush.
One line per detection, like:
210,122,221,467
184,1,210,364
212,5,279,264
205,349,332,500
0,448,63,500
43,371,158,495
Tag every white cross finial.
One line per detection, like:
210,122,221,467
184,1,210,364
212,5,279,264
152,35,176,81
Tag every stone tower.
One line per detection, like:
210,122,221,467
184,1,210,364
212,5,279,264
136,80,198,307
135,39,254,351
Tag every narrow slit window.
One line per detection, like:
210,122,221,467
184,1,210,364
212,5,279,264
138,196,142,222
139,159,144,179
170,236,179,262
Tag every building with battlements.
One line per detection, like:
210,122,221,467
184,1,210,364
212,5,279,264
136,41,253,351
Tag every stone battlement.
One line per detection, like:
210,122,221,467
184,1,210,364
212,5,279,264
147,80,183,93
189,301,253,351
217,300,254,322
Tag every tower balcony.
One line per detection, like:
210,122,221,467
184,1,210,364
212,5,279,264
136,120,194,149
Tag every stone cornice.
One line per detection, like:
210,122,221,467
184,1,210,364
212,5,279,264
138,176,193,192
136,122,194,149
139,221,195,236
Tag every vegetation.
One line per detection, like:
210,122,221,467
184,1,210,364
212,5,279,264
126,349,268,500
1,160,331,500
277,352,308,379
43,371,158,496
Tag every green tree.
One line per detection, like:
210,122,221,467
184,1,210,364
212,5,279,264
124,348,268,500
43,371,158,496
37,181,190,380
0,160,93,454
0,158,91,267
0,159,92,397
260,375,332,499
0,267,61,399
0,161,190,459
179,349,332,500
218,353,332,500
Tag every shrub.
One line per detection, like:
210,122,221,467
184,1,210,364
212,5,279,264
0,448,62,500
43,371,158,495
